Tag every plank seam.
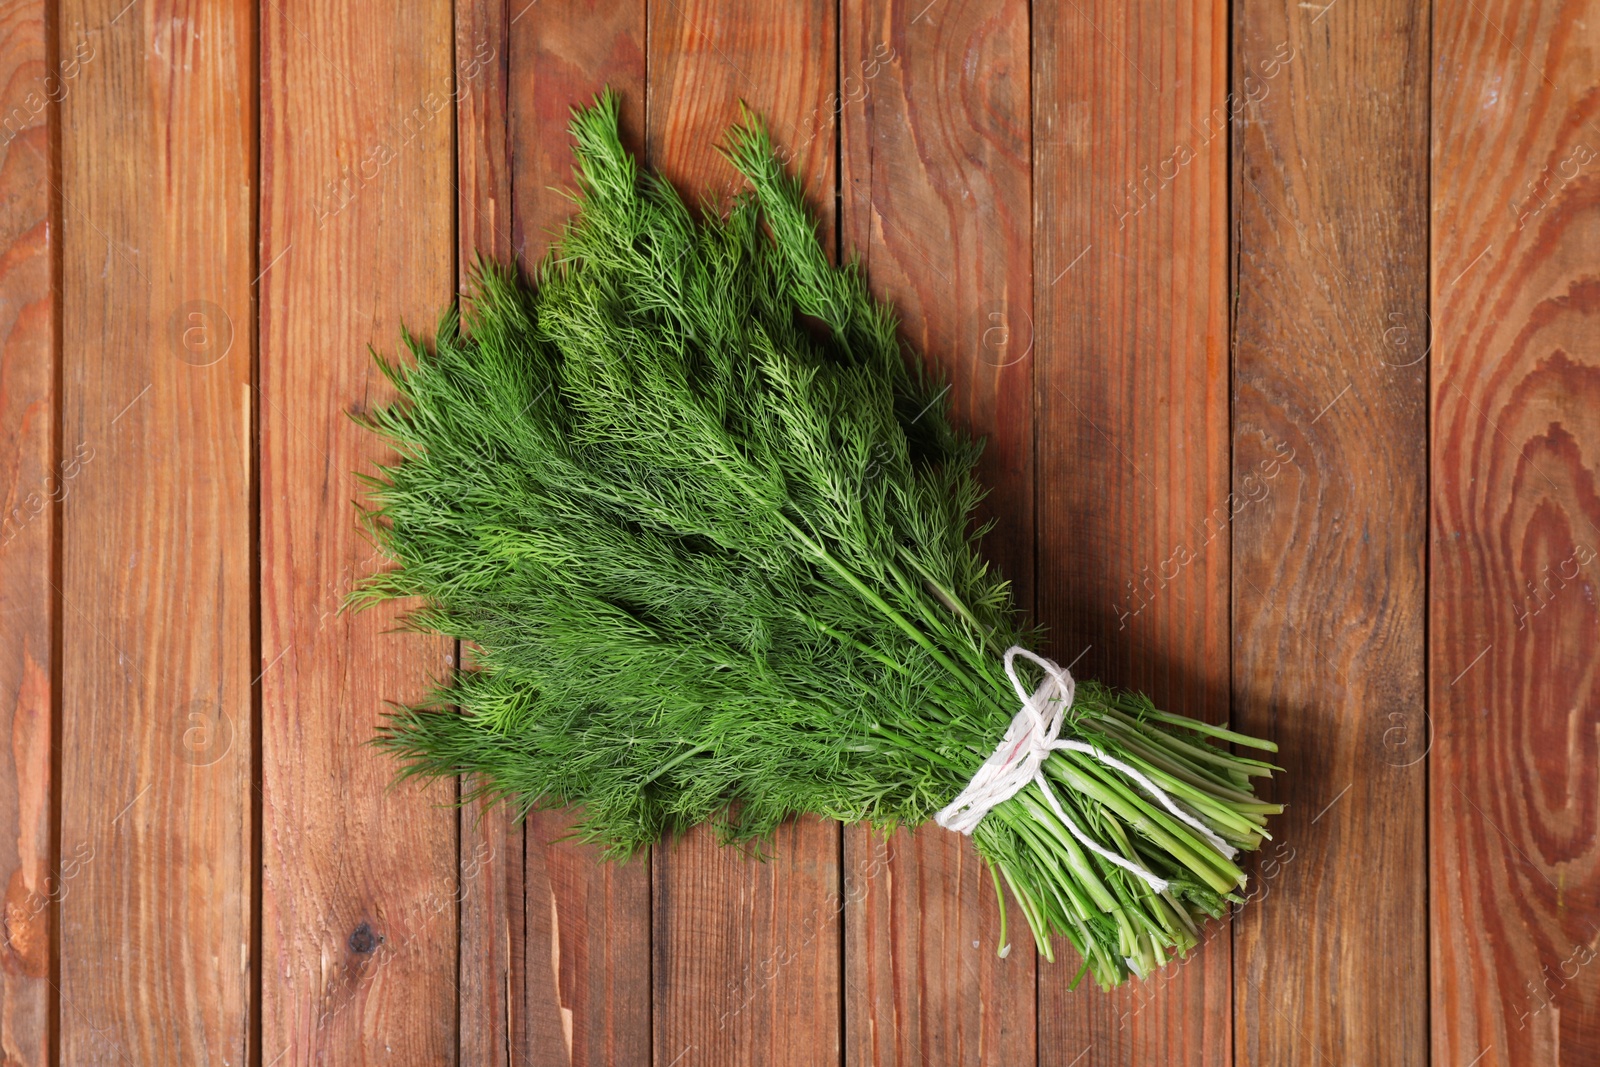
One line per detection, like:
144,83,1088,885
643,11,655,1066
1225,0,1238,1062
833,4,845,1066
47,0,65,1056
451,1,465,1063
1026,0,1041,1063
1422,0,1434,1060
249,0,266,1063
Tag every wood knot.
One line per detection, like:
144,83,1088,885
347,922,381,955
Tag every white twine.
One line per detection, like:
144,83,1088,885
933,646,1236,894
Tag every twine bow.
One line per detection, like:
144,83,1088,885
934,646,1236,893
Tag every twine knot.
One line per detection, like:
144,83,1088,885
933,646,1236,894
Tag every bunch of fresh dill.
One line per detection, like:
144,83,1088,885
356,92,1282,988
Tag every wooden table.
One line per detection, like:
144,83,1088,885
1,0,1593,1063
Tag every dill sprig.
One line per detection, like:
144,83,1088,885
354,91,1282,988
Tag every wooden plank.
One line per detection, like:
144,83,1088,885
459,0,513,275
459,799,524,1067
259,0,458,1061
505,4,653,1064
0,0,54,1060
838,2,1035,1064
1431,1,1600,1062
524,811,651,1065
1230,1,1428,1064
646,4,840,1064
57,0,253,1062
456,1,524,1063
646,0,835,228
1033,0,1232,1062
508,0,647,261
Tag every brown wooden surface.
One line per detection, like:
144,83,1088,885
1034,1,1234,1063
506,4,654,1064
1432,0,1600,1063
259,0,458,1061
646,8,842,1065
524,810,651,1065
0,0,52,1061
1231,0,1430,1063
456,0,524,1062
509,0,648,260
57,0,254,1061
839,2,1035,1064
11,2,1600,1065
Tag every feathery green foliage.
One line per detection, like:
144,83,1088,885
355,92,1282,988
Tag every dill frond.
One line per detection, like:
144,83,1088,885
356,91,1281,987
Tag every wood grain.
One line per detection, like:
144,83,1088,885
509,0,647,263
648,12,840,1063
57,0,254,1062
1230,0,1429,1064
259,0,457,1061
1432,0,1600,1062
459,799,525,1067
0,0,52,1060
456,0,524,1062
523,811,650,1066
459,0,513,276
1033,0,1233,1062
505,4,653,1064
838,2,1035,1063
647,0,835,232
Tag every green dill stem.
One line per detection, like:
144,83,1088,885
996,859,1052,964
1144,774,1267,838
638,743,711,787
1106,709,1282,775
1162,889,1201,938
776,512,998,712
1049,761,1240,894
896,547,994,652
1137,708,1280,751
1059,749,1250,875
1001,809,1094,922
1009,790,1119,913
989,861,1011,955
1094,716,1262,799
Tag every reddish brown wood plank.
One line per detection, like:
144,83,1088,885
1432,1,1600,1062
509,0,647,262
647,0,835,230
0,0,53,1060
57,0,254,1061
1231,0,1428,1064
844,828,1033,1067
523,811,651,1066
647,10,840,1062
1033,0,1232,1062
456,1,524,1062
654,819,839,1067
459,0,513,275
259,0,458,1061
838,2,1035,1063
459,799,524,1067
503,4,653,1064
